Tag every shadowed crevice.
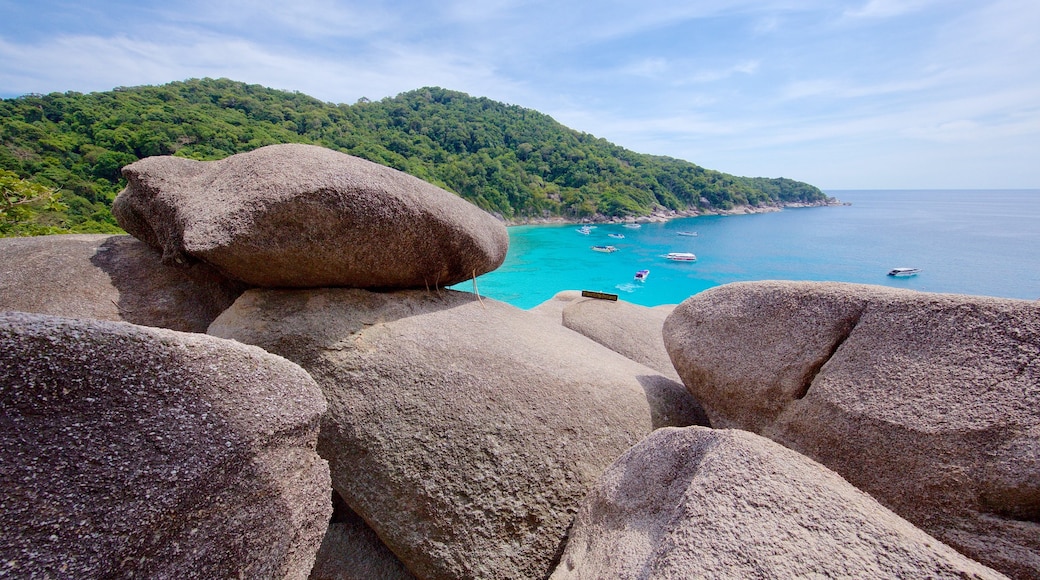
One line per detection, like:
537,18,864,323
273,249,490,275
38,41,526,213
794,307,864,400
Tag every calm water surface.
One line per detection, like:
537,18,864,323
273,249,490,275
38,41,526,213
455,190,1040,309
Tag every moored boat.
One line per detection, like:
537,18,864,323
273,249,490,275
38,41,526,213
591,245,619,253
677,231,698,237
577,226,592,235
607,233,625,239
665,252,697,262
634,269,650,281
622,223,642,229
887,267,921,277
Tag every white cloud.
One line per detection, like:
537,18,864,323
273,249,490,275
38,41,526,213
843,0,939,19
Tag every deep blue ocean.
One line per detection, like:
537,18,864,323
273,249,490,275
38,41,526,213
453,190,1040,309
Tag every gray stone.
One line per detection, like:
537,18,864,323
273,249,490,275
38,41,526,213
663,281,1040,578
112,143,508,288
552,427,1006,579
309,493,416,580
0,312,331,579
529,290,584,322
560,296,708,427
0,234,245,332
209,288,699,580
562,296,681,380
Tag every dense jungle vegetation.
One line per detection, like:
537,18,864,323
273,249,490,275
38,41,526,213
0,78,830,236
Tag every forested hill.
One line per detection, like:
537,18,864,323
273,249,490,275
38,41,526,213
0,78,831,235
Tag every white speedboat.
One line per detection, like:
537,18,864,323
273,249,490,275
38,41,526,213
887,267,921,277
622,223,642,229
665,252,697,262
577,226,592,235
607,233,625,239
677,231,698,237
634,269,650,281
591,245,619,253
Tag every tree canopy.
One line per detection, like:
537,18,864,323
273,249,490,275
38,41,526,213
0,78,831,235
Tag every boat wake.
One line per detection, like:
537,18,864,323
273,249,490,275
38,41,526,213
615,283,639,293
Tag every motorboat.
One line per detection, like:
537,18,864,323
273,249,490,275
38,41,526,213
634,269,650,281
577,226,592,235
677,231,698,237
591,245,619,253
887,267,921,277
665,252,697,262
607,233,625,239
622,223,642,229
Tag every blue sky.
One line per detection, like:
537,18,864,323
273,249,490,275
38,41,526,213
2,0,1038,189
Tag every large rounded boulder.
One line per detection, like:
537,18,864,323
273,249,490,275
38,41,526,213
209,288,705,580
0,234,245,332
0,312,331,579
112,144,508,288
662,281,1040,578
552,427,1005,579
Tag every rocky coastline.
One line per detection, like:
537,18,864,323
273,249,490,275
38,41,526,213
502,197,848,226
1,144,1034,580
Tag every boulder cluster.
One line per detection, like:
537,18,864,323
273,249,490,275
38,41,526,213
1,144,1036,579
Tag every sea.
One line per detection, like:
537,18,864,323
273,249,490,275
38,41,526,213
452,190,1040,309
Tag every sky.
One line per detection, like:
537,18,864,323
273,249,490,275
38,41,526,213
1,0,1039,190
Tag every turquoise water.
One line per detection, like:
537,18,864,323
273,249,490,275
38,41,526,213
455,190,1040,309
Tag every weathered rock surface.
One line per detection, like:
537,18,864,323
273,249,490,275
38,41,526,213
0,234,245,332
209,288,705,580
112,143,509,288
562,296,681,381
0,312,331,579
560,296,707,426
309,493,416,580
551,427,1006,579
663,281,1040,578
529,290,584,322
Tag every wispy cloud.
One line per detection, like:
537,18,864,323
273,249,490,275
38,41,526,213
843,0,940,19
0,0,1037,188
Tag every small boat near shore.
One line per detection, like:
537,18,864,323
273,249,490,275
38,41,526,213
887,267,921,277
608,233,625,239
665,252,697,262
677,231,698,237
591,245,619,253
634,269,650,281
577,226,592,235
622,223,642,229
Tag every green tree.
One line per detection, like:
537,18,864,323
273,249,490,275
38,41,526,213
1,169,67,236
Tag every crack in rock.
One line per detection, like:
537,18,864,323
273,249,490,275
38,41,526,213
794,307,864,400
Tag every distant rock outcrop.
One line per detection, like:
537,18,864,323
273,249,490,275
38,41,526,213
0,234,245,332
208,288,703,580
663,281,1040,578
0,312,331,579
112,143,509,289
551,427,1007,579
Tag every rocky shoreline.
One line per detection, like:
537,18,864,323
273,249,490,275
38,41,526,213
1,145,1034,580
502,198,848,226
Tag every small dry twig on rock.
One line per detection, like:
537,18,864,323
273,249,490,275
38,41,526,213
472,269,485,309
